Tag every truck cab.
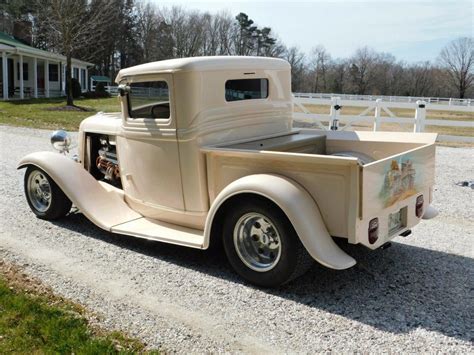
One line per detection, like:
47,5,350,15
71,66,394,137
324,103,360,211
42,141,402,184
19,56,438,287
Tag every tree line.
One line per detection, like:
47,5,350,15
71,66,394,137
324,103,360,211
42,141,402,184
2,0,473,102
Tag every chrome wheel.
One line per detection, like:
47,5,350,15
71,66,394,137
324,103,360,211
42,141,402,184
233,212,282,272
27,170,52,213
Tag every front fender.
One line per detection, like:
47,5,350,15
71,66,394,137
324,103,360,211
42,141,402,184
204,174,356,270
18,151,141,230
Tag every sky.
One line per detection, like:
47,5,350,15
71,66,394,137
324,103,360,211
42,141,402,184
149,0,473,63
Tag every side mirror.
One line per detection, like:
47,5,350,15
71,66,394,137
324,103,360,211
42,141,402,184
118,84,130,97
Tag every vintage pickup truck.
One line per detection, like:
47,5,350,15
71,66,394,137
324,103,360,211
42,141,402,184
19,56,438,287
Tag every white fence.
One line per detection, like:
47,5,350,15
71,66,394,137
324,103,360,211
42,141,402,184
293,94,473,144
105,85,119,95
293,92,472,107
105,85,168,98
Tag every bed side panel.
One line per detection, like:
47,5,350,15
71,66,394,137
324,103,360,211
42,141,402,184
205,149,359,238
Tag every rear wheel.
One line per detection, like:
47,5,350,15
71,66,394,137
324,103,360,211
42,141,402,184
24,166,72,220
223,197,313,287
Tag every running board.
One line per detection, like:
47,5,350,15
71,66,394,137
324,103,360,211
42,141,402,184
111,217,205,249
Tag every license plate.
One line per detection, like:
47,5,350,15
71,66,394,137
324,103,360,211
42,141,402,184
388,210,402,234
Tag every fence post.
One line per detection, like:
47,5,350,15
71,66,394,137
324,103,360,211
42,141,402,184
414,100,426,132
373,98,382,131
329,97,341,130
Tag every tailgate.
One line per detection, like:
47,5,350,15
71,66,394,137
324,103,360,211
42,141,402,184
361,144,436,219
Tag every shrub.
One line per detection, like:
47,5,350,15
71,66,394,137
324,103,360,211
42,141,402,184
95,82,107,93
65,78,82,99
82,91,110,99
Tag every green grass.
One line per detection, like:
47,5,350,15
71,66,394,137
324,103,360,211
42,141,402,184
0,275,155,353
0,97,121,131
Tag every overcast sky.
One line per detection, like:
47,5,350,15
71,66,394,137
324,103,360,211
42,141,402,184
149,0,473,63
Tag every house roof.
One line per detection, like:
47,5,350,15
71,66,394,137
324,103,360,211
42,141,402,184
115,56,290,82
91,75,111,82
0,31,94,66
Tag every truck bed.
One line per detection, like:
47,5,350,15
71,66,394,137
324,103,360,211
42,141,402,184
202,129,437,247
223,130,434,161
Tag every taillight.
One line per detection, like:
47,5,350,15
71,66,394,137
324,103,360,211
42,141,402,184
416,195,424,217
368,218,379,244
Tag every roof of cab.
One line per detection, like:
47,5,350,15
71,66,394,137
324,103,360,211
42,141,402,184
115,56,290,83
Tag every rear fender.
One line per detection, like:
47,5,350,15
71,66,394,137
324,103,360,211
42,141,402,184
18,151,141,230
204,174,356,270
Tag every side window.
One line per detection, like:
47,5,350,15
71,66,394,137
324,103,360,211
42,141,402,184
128,81,170,119
225,78,268,102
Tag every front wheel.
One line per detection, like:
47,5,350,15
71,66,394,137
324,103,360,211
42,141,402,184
223,197,313,287
24,166,72,220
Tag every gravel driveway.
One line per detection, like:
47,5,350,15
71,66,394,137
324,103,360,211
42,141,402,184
0,125,473,353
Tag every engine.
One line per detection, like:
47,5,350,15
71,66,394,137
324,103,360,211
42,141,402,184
95,135,121,187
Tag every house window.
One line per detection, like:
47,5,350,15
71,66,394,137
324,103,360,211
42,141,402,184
73,67,79,79
16,62,29,81
225,78,268,102
49,64,59,81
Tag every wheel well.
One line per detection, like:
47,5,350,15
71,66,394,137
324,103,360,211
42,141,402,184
209,193,289,248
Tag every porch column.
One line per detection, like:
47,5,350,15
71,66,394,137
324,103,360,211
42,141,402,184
62,63,66,95
33,57,38,98
2,52,8,100
44,59,49,98
19,55,24,99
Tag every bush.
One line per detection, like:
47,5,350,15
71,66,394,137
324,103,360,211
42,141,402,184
65,78,82,99
82,91,110,99
95,82,107,93
83,82,111,98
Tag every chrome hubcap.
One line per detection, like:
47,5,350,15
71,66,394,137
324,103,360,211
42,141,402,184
27,170,52,212
233,212,282,272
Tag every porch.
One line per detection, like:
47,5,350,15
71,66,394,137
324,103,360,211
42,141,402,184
0,32,93,101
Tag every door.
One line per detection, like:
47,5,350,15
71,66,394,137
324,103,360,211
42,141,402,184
117,74,185,218
7,58,14,96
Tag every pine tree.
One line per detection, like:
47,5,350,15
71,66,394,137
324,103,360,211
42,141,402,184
235,12,257,55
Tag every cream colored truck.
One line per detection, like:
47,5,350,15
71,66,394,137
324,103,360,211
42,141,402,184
19,56,438,287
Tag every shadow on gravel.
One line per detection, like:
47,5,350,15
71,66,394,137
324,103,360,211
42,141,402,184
53,212,473,344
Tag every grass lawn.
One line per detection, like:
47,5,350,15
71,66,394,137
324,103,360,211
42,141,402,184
0,97,121,131
0,264,157,353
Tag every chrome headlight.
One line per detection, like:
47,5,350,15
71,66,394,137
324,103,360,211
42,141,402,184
50,130,71,153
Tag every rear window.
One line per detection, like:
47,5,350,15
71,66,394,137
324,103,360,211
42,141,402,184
225,79,269,102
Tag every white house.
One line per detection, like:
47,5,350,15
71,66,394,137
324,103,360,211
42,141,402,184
0,31,94,100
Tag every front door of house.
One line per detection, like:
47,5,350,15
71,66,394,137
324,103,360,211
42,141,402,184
7,58,13,96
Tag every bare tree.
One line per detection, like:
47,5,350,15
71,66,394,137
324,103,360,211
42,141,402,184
215,12,236,55
37,0,115,106
162,6,206,58
327,59,349,94
439,37,474,98
136,2,159,62
309,45,331,92
404,61,436,97
284,46,306,92
349,47,378,95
